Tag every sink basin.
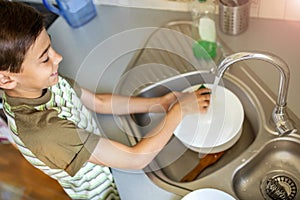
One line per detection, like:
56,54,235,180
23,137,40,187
129,72,258,180
233,137,300,200
118,70,262,195
118,68,300,198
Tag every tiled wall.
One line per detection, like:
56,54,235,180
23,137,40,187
250,0,300,21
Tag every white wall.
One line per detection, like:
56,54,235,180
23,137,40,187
250,0,300,21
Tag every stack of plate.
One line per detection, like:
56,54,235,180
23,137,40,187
174,84,244,154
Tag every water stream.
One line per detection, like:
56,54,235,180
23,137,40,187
210,75,221,108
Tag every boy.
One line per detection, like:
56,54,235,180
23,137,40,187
0,1,211,199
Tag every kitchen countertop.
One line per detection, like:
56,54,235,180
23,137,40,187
47,5,299,200
219,18,300,120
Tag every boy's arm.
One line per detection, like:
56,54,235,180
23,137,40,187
88,88,211,169
80,88,178,115
88,107,180,169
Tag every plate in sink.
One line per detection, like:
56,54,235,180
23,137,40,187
182,188,236,200
174,84,244,154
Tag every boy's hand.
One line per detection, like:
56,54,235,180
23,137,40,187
169,87,211,117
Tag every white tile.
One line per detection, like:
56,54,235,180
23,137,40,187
250,0,260,17
285,0,300,21
259,0,286,19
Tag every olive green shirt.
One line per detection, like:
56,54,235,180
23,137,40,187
3,76,119,199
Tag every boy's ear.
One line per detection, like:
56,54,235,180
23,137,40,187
0,72,17,89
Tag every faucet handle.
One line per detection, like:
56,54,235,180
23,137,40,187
272,106,297,136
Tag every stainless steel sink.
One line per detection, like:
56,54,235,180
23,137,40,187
127,71,259,182
117,70,266,197
233,137,300,200
116,21,300,199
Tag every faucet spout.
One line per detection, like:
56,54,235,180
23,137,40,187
216,51,297,136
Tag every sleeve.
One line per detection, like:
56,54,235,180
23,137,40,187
15,108,100,176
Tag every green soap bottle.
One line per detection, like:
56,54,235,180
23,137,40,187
189,0,217,59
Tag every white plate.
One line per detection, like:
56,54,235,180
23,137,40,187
182,188,236,200
174,84,244,153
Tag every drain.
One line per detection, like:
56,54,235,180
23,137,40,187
261,175,297,200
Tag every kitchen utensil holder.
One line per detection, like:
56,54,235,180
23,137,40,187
219,0,251,35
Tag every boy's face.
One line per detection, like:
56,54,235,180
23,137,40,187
9,29,62,98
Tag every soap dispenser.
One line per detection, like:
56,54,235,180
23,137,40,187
189,0,217,59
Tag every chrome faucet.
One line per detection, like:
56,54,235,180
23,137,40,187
216,51,297,136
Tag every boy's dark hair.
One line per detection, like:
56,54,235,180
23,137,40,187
0,1,44,73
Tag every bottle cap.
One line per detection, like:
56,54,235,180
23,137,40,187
198,0,206,2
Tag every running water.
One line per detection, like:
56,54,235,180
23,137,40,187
203,75,221,123
211,76,221,104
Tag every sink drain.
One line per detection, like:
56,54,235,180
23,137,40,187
261,174,297,200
